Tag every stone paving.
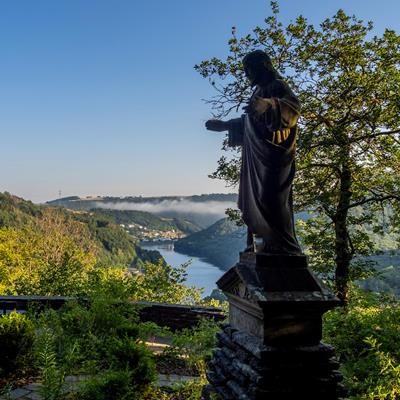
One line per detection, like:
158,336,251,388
0,336,199,399
0,375,87,400
0,374,199,399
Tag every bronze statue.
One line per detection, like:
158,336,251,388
206,50,302,255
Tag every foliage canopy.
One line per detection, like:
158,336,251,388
195,2,400,301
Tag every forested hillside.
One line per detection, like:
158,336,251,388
0,192,158,268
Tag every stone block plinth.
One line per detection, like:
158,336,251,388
204,252,347,399
205,325,347,400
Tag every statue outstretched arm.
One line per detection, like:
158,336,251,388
205,119,229,132
205,118,244,147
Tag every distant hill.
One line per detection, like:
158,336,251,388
47,193,237,206
174,218,247,270
0,192,43,226
47,193,238,228
0,192,160,268
173,213,309,270
175,212,400,295
359,252,400,296
90,209,201,239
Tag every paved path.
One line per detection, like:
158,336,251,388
0,375,86,400
0,374,199,399
0,337,198,399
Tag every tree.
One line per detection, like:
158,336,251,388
195,2,400,302
131,260,202,305
0,208,98,296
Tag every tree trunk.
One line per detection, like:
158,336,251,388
334,162,352,304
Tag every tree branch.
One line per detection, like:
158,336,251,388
353,128,400,142
343,194,399,211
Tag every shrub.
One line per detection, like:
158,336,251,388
105,337,157,389
0,312,34,375
169,319,220,365
150,380,206,400
362,336,400,400
76,369,134,400
34,290,156,399
323,287,400,399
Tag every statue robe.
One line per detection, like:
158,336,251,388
228,78,302,254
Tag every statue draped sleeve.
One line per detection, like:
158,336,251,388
227,78,302,255
227,117,245,147
262,79,300,146
227,79,300,148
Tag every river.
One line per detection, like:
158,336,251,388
140,242,225,297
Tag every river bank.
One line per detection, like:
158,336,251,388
140,241,224,297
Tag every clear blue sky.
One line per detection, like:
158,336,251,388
1,0,399,203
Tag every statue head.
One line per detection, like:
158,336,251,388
242,50,277,86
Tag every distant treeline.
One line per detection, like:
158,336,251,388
90,209,201,235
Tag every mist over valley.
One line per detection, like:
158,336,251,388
47,193,238,228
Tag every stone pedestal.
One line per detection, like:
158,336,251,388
204,252,347,399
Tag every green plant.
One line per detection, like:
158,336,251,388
0,383,13,400
0,312,34,375
104,337,157,389
323,287,400,399
137,321,171,341
132,260,203,305
166,379,206,400
361,337,400,400
166,319,221,376
35,327,65,400
31,288,157,399
145,379,206,400
76,369,135,400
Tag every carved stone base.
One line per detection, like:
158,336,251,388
217,252,340,345
204,325,347,400
204,253,347,399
